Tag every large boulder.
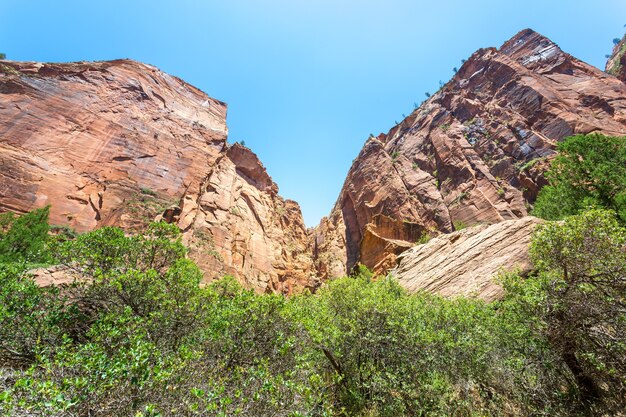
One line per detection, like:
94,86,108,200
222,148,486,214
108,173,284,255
393,216,542,301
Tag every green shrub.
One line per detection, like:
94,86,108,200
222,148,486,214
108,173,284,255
453,220,468,230
50,224,78,240
502,209,626,415
140,187,157,196
0,264,75,367
288,274,573,416
533,134,626,223
518,156,544,172
3,208,622,416
0,206,51,265
1,218,323,416
415,231,432,244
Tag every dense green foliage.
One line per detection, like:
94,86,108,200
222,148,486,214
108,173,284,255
532,133,626,222
0,207,624,416
502,209,626,414
291,277,567,416
0,206,51,264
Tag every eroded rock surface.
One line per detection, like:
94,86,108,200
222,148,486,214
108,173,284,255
393,217,542,301
313,29,626,278
4,29,626,296
0,60,315,293
180,144,317,293
606,33,626,82
30,265,81,288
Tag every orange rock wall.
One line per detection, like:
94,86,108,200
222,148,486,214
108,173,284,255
0,60,315,293
313,29,626,277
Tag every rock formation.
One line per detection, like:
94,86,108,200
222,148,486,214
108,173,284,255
393,216,542,301
3,29,626,296
30,265,80,288
0,60,315,293
606,33,626,82
313,29,626,278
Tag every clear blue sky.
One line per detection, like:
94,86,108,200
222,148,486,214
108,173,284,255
2,1,625,226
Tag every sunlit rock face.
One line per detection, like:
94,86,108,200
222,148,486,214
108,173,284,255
312,29,626,278
606,33,626,82
3,28,626,296
0,59,316,294
393,216,542,302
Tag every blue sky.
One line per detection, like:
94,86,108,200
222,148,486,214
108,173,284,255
2,0,625,226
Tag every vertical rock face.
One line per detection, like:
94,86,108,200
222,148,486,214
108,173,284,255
313,29,626,278
606,33,626,82
0,60,315,293
0,60,227,231
3,29,626,294
178,143,317,293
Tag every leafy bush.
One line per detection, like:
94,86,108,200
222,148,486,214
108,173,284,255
415,231,432,245
0,263,76,367
1,219,323,416
140,187,158,196
533,134,626,223
304,275,582,415
0,206,51,264
452,220,468,231
1,208,623,416
503,209,626,414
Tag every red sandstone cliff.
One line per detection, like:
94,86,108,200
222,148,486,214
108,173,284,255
606,33,626,82
3,29,626,294
0,59,316,293
313,29,626,278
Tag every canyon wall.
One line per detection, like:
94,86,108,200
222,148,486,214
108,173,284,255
2,29,626,294
313,29,626,278
606,33,626,82
0,60,315,293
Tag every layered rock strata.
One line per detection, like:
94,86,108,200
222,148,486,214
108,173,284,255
393,216,542,301
313,29,626,278
0,60,315,293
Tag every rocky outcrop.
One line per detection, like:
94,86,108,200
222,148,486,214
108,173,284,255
0,60,315,293
313,29,626,278
606,33,626,82
179,143,317,293
30,265,80,288
392,216,542,301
